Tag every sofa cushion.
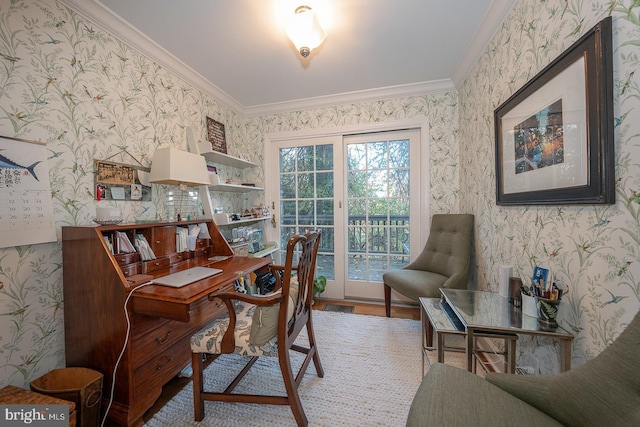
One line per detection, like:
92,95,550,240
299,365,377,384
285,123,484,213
249,278,299,346
406,363,562,426
486,311,640,427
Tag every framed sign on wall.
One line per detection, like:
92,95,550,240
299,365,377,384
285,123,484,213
206,117,227,154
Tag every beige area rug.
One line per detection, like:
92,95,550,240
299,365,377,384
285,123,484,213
145,310,424,427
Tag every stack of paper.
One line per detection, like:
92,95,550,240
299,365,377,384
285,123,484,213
197,223,211,239
103,235,114,254
135,234,156,261
176,227,189,252
188,224,201,251
116,231,136,253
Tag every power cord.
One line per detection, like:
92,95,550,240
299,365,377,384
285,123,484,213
101,281,153,427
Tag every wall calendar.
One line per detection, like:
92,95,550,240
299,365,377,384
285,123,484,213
0,135,57,248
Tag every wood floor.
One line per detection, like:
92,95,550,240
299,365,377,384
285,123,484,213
137,300,419,424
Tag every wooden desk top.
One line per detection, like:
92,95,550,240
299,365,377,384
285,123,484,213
130,256,271,321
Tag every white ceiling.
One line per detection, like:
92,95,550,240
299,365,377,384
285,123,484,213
61,0,516,115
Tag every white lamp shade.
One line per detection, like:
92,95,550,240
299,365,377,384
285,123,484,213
285,7,327,53
149,146,211,186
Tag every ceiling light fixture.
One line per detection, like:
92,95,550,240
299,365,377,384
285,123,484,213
285,5,327,58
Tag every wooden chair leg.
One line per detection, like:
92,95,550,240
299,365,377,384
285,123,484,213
384,284,392,317
191,352,205,421
279,351,308,427
306,315,324,377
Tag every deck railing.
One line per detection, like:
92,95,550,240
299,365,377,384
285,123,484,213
281,214,409,254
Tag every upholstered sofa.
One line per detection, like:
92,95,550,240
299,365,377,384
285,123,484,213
406,311,640,426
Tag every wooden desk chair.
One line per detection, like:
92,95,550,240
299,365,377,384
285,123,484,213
190,230,324,427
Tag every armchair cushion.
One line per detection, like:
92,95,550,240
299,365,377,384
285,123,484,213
382,270,447,300
406,363,562,426
249,278,299,346
486,311,640,427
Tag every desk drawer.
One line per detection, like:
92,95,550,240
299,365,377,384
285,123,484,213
120,262,141,277
133,337,190,396
169,251,191,264
193,245,213,258
142,257,170,273
114,253,140,265
131,319,192,368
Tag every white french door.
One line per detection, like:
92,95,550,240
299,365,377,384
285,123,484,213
343,129,421,299
265,127,423,301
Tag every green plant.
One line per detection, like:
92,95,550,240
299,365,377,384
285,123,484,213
313,275,327,296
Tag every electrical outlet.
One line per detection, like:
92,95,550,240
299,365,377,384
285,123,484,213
530,354,539,374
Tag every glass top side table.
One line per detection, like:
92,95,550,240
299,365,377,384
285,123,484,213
420,297,518,375
440,288,574,373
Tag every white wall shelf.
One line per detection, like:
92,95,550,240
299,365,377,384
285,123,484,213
209,183,264,192
249,243,278,258
198,145,258,169
213,214,270,226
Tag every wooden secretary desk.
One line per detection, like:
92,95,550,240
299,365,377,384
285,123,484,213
62,220,270,426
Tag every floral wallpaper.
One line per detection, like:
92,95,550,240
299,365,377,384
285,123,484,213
0,0,638,390
460,0,640,371
0,0,246,388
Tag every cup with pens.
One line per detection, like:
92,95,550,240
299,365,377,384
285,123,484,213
520,267,568,331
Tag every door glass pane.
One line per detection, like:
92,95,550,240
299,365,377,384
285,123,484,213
280,148,296,173
297,173,314,198
316,172,333,198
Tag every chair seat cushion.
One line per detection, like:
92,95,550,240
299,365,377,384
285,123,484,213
382,269,447,300
190,302,279,357
406,363,562,426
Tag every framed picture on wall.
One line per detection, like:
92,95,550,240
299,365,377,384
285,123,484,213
206,117,227,154
494,17,614,205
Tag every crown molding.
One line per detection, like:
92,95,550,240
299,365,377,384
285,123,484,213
244,79,456,117
451,0,517,89
59,0,245,114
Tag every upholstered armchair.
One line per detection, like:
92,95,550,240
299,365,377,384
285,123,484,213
383,214,474,317
406,310,640,426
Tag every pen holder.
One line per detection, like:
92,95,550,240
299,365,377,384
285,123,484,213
521,293,537,317
536,296,560,330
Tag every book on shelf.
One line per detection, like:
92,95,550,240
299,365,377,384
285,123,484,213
176,227,189,252
135,234,156,261
103,235,114,254
116,231,136,253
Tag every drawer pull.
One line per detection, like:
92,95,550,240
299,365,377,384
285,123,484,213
156,356,174,370
155,331,172,344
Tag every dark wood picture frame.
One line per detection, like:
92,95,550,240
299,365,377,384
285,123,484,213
495,17,614,205
206,117,227,154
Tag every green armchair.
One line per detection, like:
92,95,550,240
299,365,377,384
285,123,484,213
383,214,474,317
406,310,640,426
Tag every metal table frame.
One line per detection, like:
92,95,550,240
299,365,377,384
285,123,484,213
439,289,574,373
